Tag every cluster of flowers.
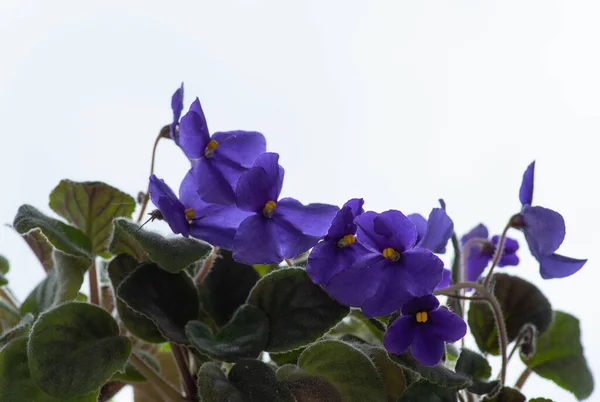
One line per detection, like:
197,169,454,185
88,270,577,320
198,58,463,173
150,84,587,366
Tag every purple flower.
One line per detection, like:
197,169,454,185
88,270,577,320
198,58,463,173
306,198,370,286
407,201,454,254
169,83,184,146
460,224,519,283
513,161,587,279
324,210,444,317
148,173,250,249
435,268,452,290
383,295,466,366
232,152,339,265
179,98,267,205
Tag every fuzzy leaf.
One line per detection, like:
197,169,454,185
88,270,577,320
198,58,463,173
390,350,472,389
21,251,87,315
288,340,388,402
110,218,211,273
107,255,165,343
398,380,457,401
186,304,268,362
0,313,34,349
13,204,92,258
28,302,131,398
200,249,259,326
0,337,98,402
468,273,553,355
49,180,136,256
522,311,593,400
117,262,199,344
482,387,526,402
0,255,8,275
21,229,55,271
198,360,295,402
456,348,498,395
247,268,349,352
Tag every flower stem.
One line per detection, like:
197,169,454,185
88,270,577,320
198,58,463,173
0,287,18,309
171,343,196,399
137,125,169,223
482,221,512,289
98,381,126,402
515,366,532,390
129,352,185,402
194,246,219,285
434,281,508,386
89,259,99,305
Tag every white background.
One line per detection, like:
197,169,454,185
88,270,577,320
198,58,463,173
0,1,597,401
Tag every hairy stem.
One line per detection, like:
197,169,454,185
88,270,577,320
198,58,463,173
515,367,533,390
137,125,169,222
483,222,512,288
435,281,508,386
449,233,464,320
89,259,99,305
194,246,219,284
130,352,184,402
171,343,196,399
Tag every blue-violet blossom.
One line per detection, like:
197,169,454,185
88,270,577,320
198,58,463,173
306,198,369,286
383,295,466,366
169,83,184,145
149,173,250,249
513,161,586,279
461,223,519,283
232,152,339,265
407,201,454,254
324,210,444,317
179,98,266,205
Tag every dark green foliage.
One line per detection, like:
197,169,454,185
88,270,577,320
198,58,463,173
110,218,212,273
468,273,553,355
49,180,136,256
398,380,457,402
117,262,199,344
522,311,594,400
390,350,472,389
28,302,131,398
456,348,499,395
247,268,349,352
482,387,526,402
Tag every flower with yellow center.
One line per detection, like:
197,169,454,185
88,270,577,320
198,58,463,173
185,208,195,223
262,200,277,218
337,234,356,248
382,247,400,261
415,311,428,323
204,139,219,157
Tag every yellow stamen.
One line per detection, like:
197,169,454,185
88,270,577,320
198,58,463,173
337,234,356,248
204,140,219,157
185,208,195,222
263,200,277,218
416,311,428,323
382,247,400,261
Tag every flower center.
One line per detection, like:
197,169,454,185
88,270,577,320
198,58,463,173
337,234,356,248
415,311,428,323
382,247,400,261
185,208,195,223
204,140,219,157
263,200,277,218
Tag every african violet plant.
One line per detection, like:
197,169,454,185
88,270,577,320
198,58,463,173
0,83,594,402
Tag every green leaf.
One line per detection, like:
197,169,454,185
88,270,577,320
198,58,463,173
200,249,259,326
0,273,6,287
0,255,8,275
111,350,160,383
132,349,179,402
186,304,268,362
291,339,387,402
117,262,199,345
0,337,98,402
277,364,343,402
468,273,553,355
0,313,34,349
49,180,136,256
361,346,408,401
328,310,385,344
21,251,87,315
390,350,472,389
13,204,92,258
0,299,21,329
21,228,55,271
107,255,165,343
198,359,295,402
110,218,211,273
28,302,131,398
247,268,349,352
456,348,499,395
270,348,304,366
482,387,526,402
398,380,457,402
522,311,594,400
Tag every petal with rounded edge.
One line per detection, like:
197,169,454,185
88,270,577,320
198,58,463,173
519,161,535,206
418,208,454,254
277,198,339,237
522,206,565,258
411,330,445,366
212,131,266,168
401,294,440,316
383,316,417,355
428,308,467,342
179,98,210,159
397,248,444,297
233,215,283,264
539,253,587,279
